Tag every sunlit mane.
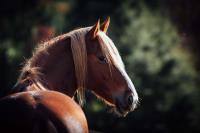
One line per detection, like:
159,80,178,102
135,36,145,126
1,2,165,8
67,27,89,106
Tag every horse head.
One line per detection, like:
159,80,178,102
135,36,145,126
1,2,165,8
84,18,138,116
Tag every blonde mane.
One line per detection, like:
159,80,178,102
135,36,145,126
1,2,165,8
68,27,89,105
19,27,125,106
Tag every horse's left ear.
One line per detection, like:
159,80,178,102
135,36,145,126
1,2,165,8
100,17,110,33
88,19,100,39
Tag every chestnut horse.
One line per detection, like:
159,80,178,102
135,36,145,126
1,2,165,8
0,18,138,132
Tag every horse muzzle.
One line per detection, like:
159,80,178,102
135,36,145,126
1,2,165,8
115,93,138,117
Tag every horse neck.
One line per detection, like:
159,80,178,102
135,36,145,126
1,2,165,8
28,37,77,97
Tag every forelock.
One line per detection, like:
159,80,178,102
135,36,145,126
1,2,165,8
96,31,125,69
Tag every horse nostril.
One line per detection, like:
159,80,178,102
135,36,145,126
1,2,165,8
127,95,133,106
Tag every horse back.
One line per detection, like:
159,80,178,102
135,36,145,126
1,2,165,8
0,90,88,133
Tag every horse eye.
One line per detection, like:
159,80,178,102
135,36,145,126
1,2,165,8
98,56,107,63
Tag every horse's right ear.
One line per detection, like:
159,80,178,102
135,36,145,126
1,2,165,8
88,19,100,39
100,17,110,33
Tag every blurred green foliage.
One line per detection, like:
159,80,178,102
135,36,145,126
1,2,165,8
0,0,200,133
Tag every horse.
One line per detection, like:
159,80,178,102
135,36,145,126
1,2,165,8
0,17,139,132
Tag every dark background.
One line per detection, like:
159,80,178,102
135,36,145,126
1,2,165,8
0,0,200,133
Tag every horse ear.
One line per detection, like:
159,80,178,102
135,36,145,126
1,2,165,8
88,19,100,39
100,17,110,33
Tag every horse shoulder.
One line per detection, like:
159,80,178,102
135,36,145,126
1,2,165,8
36,91,88,133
